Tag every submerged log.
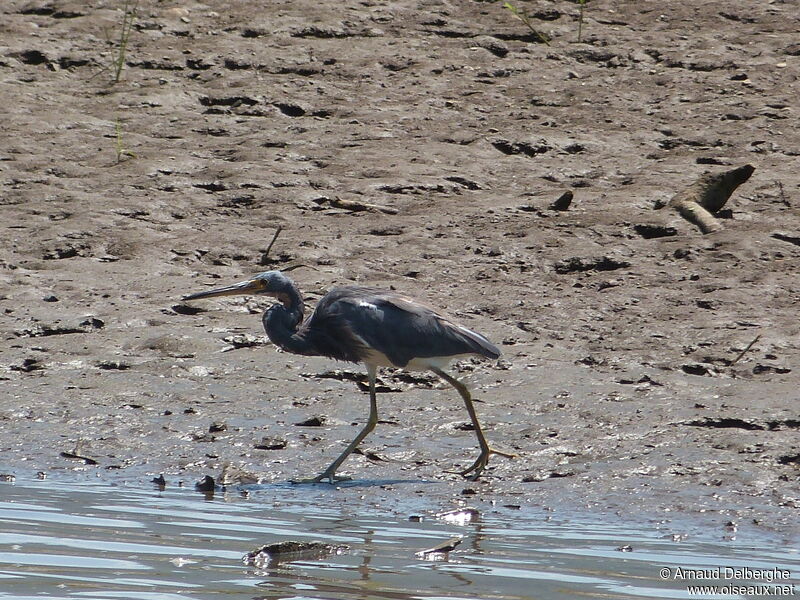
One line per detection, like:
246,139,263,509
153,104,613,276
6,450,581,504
244,541,349,568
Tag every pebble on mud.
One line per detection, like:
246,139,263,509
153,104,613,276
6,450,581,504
294,416,327,427
255,437,287,450
195,475,215,492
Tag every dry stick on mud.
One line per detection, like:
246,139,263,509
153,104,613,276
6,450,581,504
729,334,761,367
260,226,282,264
661,164,755,234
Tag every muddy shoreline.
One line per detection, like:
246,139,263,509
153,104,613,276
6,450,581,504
1,0,798,538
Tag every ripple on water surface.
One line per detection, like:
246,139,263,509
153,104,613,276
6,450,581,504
0,479,797,600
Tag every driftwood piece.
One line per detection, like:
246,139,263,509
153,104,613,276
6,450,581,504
661,164,755,234
244,541,349,568
312,195,398,214
415,536,463,557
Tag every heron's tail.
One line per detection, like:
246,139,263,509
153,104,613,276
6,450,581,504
453,324,501,360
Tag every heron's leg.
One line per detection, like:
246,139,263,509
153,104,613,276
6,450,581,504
291,365,379,484
431,367,515,480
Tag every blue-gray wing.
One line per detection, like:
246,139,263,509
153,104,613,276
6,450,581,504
299,287,500,367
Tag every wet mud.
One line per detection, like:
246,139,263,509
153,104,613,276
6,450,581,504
1,1,798,535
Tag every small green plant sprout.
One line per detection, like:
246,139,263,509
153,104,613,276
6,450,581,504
501,2,550,46
577,0,587,42
115,118,136,163
106,0,139,83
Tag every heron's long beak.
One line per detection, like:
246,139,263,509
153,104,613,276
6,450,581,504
182,278,265,301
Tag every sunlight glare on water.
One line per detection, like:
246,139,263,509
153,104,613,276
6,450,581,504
0,478,797,600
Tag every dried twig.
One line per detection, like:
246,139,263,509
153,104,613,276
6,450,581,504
729,334,761,367
776,180,790,207
264,226,282,258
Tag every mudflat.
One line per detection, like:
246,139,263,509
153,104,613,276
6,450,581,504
1,0,797,535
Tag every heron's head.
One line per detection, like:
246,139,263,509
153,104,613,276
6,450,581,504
182,271,298,307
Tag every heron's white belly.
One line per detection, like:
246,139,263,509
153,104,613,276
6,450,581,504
406,355,472,371
361,349,470,371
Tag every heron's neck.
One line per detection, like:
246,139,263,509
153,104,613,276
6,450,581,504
276,280,304,321
262,302,315,356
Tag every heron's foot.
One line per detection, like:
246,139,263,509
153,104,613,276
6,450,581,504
456,446,516,480
290,472,352,485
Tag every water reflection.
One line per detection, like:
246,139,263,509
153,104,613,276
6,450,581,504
0,478,797,600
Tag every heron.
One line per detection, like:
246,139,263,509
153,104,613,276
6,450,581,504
183,271,514,483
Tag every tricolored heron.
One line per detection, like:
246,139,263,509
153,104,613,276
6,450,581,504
183,271,514,483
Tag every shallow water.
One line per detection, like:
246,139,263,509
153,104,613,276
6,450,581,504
0,478,797,600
